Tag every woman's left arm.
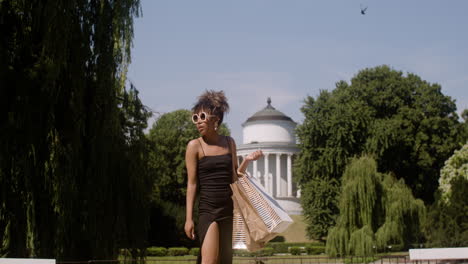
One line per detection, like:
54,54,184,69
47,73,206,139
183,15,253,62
229,137,263,177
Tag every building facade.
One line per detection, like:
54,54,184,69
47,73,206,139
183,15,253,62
236,98,302,215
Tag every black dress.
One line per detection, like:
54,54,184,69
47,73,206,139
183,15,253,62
196,139,234,264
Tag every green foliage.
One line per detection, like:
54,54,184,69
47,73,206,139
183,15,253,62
0,0,152,260
375,173,425,251
234,247,274,257
167,247,189,256
347,226,374,256
189,247,199,256
258,247,275,256
296,65,465,240
343,256,378,264
265,242,324,253
424,145,468,247
326,156,425,257
305,246,325,255
289,247,302,255
146,247,167,257
438,143,468,204
300,178,340,240
146,110,229,247
325,227,349,257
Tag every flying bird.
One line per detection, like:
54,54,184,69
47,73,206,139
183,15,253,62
360,5,368,15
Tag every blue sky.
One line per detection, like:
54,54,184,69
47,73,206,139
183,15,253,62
127,0,468,143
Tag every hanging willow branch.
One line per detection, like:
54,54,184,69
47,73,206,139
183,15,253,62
0,0,151,260
326,156,425,256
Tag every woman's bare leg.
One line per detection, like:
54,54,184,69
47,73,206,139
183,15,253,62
201,221,219,264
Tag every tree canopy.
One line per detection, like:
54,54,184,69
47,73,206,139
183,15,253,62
295,65,466,240
0,0,151,260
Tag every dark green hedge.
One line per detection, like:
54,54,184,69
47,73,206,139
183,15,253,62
289,247,302,255
265,242,324,253
146,247,167,256
189,247,200,256
233,247,274,257
167,247,189,256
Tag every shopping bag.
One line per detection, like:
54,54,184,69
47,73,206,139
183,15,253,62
231,174,293,251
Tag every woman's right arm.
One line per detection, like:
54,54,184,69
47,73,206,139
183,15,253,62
185,140,198,240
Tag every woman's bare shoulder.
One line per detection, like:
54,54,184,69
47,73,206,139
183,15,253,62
225,135,236,148
187,138,201,153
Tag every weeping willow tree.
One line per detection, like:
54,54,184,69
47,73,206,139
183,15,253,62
326,156,425,256
0,0,152,261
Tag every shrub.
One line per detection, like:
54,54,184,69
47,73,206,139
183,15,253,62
167,247,189,256
257,247,274,256
146,247,167,256
344,256,378,264
189,247,200,256
305,246,325,255
289,247,302,255
233,247,274,257
233,249,252,257
266,242,324,253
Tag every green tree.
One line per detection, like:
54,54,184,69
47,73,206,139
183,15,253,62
0,0,151,261
326,156,425,256
424,144,468,247
296,65,465,240
438,143,468,203
147,109,229,247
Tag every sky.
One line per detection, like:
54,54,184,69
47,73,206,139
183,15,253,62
127,0,468,144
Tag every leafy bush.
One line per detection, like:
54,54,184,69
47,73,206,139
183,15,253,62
233,249,253,257
257,247,274,256
343,256,378,264
289,247,302,255
167,247,189,256
146,247,167,256
305,246,325,255
266,242,324,253
189,247,200,256
233,247,274,257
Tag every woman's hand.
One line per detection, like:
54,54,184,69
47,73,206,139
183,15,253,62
184,220,196,240
245,150,263,161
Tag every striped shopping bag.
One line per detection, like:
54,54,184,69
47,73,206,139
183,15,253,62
231,174,293,251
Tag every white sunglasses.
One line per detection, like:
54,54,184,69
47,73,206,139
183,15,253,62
192,112,217,123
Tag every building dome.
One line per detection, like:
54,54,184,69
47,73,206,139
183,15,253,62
237,97,302,215
242,98,296,144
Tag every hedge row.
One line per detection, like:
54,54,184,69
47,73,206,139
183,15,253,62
146,247,199,256
234,245,325,256
144,242,326,257
265,242,325,254
233,247,275,257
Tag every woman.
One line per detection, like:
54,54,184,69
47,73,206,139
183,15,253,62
185,90,263,264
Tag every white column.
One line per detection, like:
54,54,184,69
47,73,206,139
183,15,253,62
253,160,258,178
269,171,273,195
287,153,292,197
264,153,269,193
276,153,281,197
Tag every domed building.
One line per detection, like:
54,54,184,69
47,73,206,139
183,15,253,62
237,98,302,215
